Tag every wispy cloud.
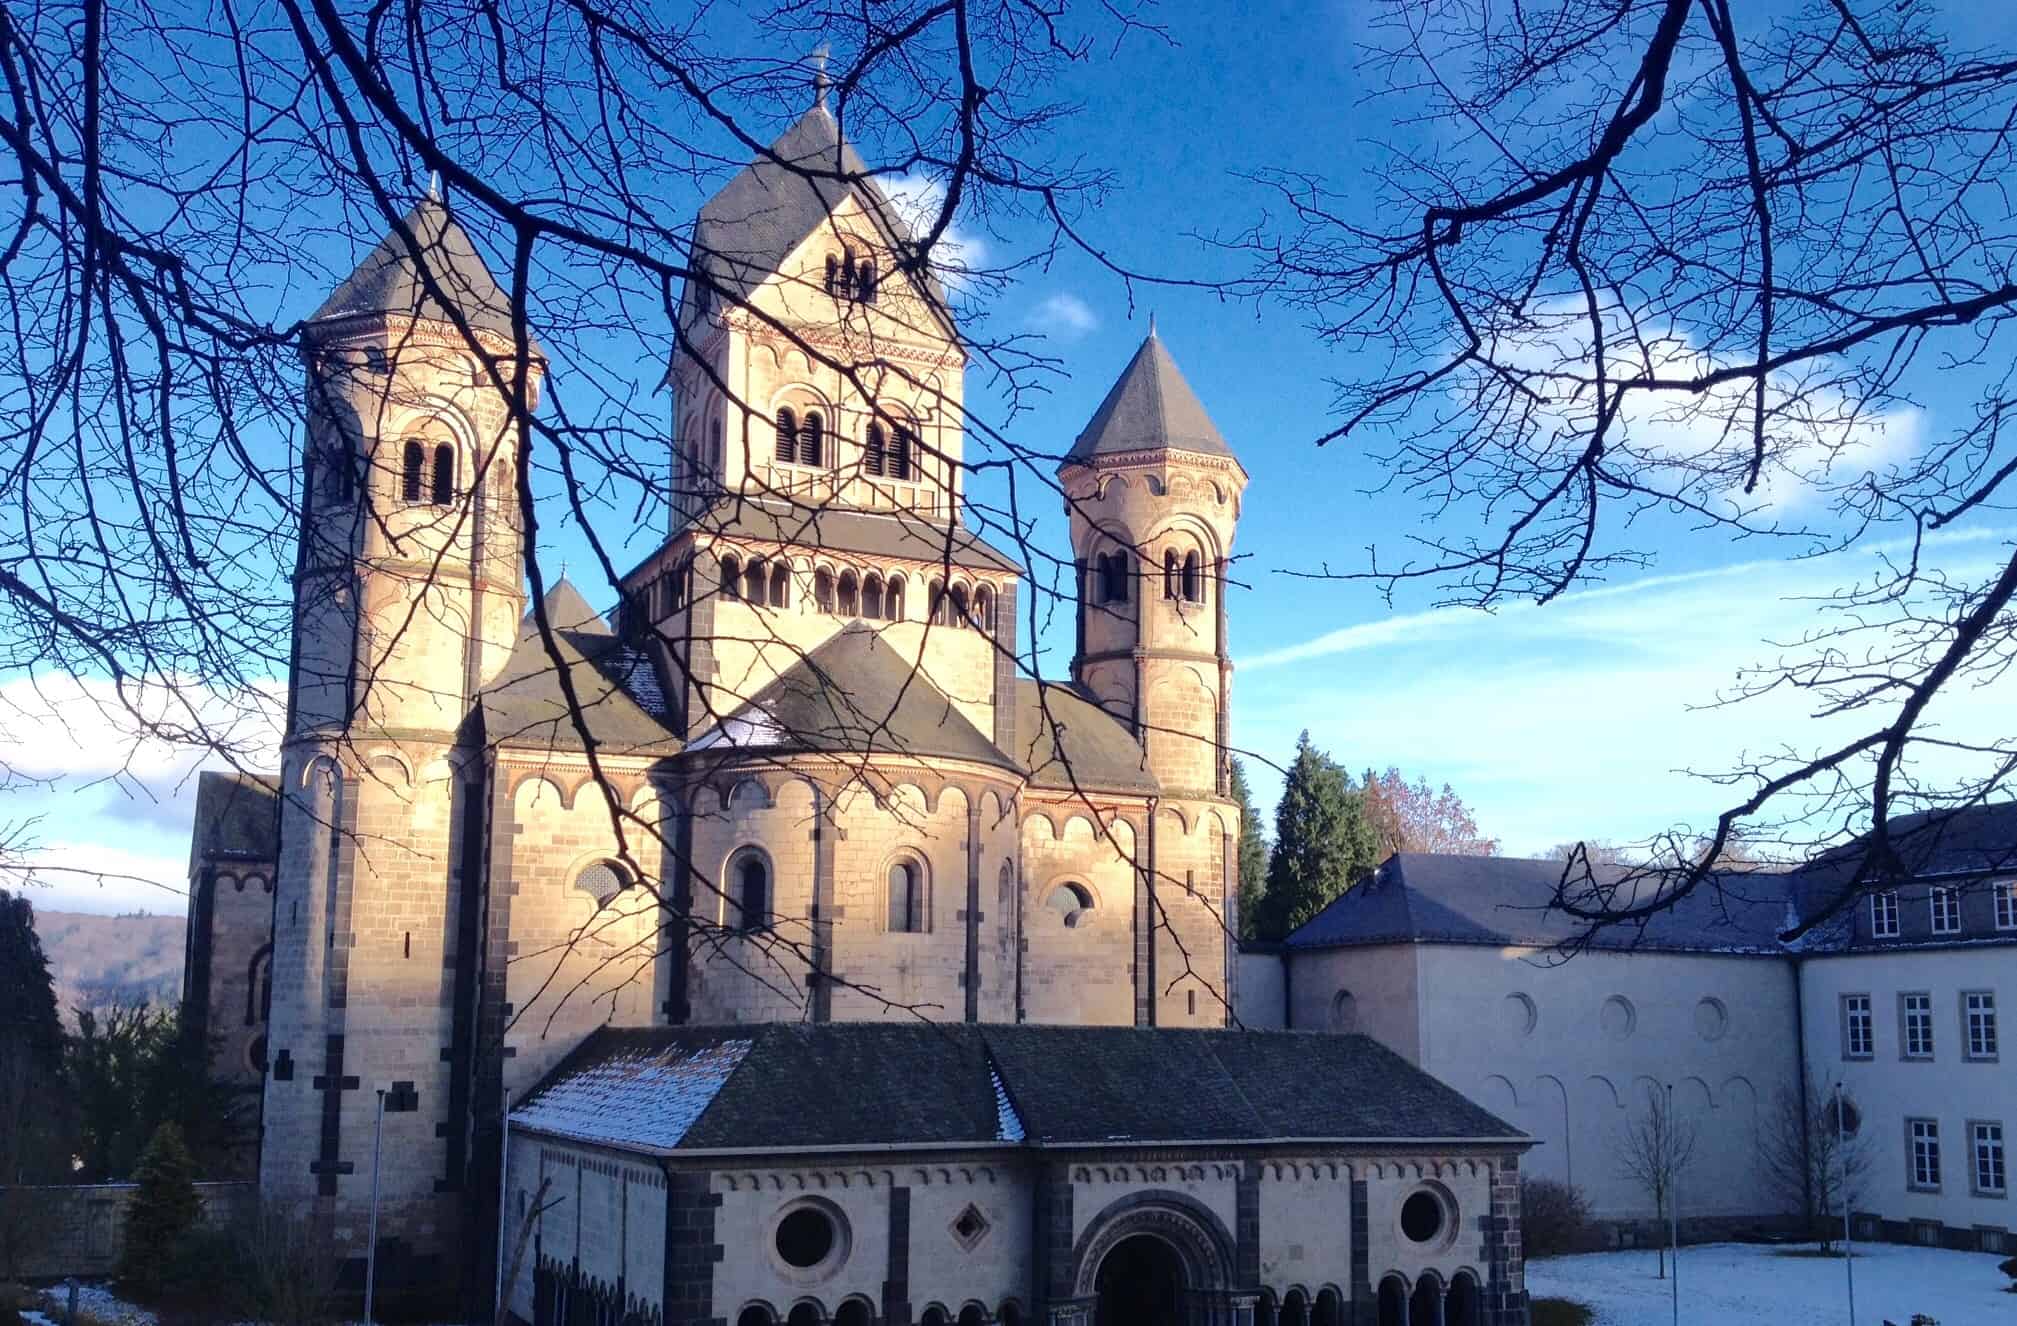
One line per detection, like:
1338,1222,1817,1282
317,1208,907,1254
1026,292,1099,341
883,173,990,283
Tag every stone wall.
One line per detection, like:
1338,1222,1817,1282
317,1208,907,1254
0,1181,255,1281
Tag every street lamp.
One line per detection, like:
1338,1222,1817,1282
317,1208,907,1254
365,1080,420,1325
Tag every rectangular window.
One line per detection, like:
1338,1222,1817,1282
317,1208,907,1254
1871,890,1901,938
1975,1122,2008,1196
1997,882,2017,931
1966,991,2000,1060
1903,992,1935,1059
1842,993,1874,1059
1910,1118,1942,1191
1931,887,1962,935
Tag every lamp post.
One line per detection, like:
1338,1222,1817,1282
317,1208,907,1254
1667,1081,1679,1326
1835,1082,1857,1325
364,1081,420,1324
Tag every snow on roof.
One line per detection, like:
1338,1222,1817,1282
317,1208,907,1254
990,1063,1025,1143
509,1036,752,1152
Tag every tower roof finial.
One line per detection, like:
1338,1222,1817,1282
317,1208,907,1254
811,43,830,110
427,170,441,202
1148,310,1157,338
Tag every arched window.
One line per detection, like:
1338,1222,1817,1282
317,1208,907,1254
857,260,878,303
975,586,996,635
841,249,857,298
1182,550,1203,603
670,557,690,612
321,452,354,505
813,568,835,615
738,1309,774,1326
885,575,905,620
1098,551,1130,604
720,555,742,601
929,580,949,625
745,558,768,604
1280,1291,1308,1326
1163,550,1180,600
786,1306,820,1326
1313,1290,1342,1326
998,1303,1022,1326
574,860,631,906
1045,882,1093,928
401,440,425,503
838,570,859,618
731,851,769,933
799,411,825,467
950,583,971,629
890,427,914,481
710,416,725,478
775,407,798,465
888,860,925,933
862,574,884,620
431,444,455,504
956,1307,985,1326
834,1304,873,1326
769,563,791,609
823,253,839,295
864,422,887,477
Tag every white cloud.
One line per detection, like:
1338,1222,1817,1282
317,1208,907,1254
1026,292,1099,341
882,172,991,286
0,672,283,783
11,839,191,914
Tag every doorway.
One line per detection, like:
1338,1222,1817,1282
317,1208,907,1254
1094,1233,1187,1326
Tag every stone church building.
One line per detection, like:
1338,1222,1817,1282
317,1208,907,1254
183,92,1533,1326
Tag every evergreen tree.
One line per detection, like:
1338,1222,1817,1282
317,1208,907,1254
0,889,66,1184
1227,759,1270,940
1253,732,1378,939
119,1121,203,1297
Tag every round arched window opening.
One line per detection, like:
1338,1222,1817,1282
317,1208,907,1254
1400,1191,1446,1244
1046,882,1093,928
775,1207,835,1268
574,860,631,905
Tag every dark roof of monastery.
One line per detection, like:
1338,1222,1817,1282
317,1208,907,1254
1788,800,2017,924
480,583,679,757
1066,330,1235,466
1285,853,1792,956
677,497,1021,574
309,198,540,351
1012,680,1157,794
687,106,948,318
688,624,1015,772
187,771,280,870
510,1023,1525,1155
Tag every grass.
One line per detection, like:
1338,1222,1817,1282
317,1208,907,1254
1530,1298,1596,1326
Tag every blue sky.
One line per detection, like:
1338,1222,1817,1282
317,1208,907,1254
12,0,2014,913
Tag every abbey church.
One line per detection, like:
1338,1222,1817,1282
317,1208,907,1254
182,92,1533,1326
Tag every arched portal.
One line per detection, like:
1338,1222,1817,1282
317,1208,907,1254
1376,1276,1407,1326
1095,1233,1185,1326
1444,1273,1478,1326
1409,1275,1442,1326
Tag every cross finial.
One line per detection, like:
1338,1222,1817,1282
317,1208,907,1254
811,43,830,110
1148,311,1158,338
427,170,440,202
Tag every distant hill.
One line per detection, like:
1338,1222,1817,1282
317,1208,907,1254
34,909,185,1019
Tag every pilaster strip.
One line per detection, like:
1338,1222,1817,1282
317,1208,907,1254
884,1184,912,1326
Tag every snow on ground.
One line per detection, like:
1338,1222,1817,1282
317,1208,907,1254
1526,1241,2012,1325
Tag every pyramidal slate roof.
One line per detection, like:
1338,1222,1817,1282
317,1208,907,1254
480,604,679,758
525,577,611,636
510,1023,1525,1155
310,197,538,350
187,771,280,871
688,623,1015,771
1012,679,1156,794
1065,330,1235,466
689,105,946,318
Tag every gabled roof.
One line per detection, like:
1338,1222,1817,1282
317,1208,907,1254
510,1023,1525,1155
1012,679,1156,794
1285,853,1790,955
480,616,680,758
1065,330,1234,466
525,577,611,636
188,771,280,871
687,106,948,321
668,497,1020,574
309,198,540,352
689,623,1015,772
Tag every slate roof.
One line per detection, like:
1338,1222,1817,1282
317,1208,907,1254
1788,800,2017,930
1065,330,1236,466
309,198,540,351
510,1023,1525,1155
1012,680,1156,794
689,624,1015,772
673,497,1021,574
1285,853,1791,956
686,106,948,323
480,586,680,757
187,771,280,870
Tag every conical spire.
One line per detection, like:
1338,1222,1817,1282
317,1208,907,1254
1065,329,1233,465
309,197,537,349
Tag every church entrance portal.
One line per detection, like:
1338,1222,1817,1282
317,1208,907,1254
1094,1233,1187,1326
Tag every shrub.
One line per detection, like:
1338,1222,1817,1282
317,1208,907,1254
2000,1255,2017,1291
1530,1299,1595,1326
1522,1178,1597,1257
118,1121,203,1298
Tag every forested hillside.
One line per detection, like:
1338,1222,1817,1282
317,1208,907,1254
34,910,183,1018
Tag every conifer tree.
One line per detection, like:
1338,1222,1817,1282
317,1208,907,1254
119,1121,203,1297
1228,758,1270,940
0,889,65,1185
1254,733,1378,940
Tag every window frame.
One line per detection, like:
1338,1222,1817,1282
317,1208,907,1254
1971,1120,2008,1198
1870,890,1900,938
401,439,426,503
1908,1117,1942,1192
1930,886,1962,935
1964,990,1999,1062
885,856,928,935
727,848,771,934
1996,881,2017,931
1901,991,1935,1060
1841,992,1874,1060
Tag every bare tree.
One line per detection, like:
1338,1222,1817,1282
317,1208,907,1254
1358,766,1498,857
1758,1076,1871,1252
1615,1082,1696,1278
1243,0,2017,944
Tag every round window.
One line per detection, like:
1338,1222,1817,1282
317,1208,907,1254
776,1207,837,1269
1400,1191,1445,1244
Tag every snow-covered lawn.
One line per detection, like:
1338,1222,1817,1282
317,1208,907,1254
1526,1241,2011,1325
